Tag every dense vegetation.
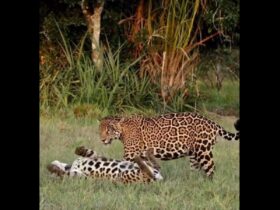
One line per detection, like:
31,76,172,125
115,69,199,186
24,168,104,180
40,0,239,116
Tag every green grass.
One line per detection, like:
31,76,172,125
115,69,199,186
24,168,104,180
198,80,239,116
40,115,239,210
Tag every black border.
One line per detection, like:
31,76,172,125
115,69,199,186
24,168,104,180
1,0,39,208
240,0,278,209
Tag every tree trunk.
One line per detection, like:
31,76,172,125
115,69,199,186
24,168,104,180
81,0,104,70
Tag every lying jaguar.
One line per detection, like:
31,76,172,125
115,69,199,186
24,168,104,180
99,112,239,178
47,146,163,183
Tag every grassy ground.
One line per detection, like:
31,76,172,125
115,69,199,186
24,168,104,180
40,115,239,210
197,80,239,116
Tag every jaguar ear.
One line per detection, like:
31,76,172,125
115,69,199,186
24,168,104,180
119,117,125,123
115,117,125,131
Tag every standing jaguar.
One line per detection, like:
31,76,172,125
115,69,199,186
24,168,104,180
47,146,163,183
99,112,239,178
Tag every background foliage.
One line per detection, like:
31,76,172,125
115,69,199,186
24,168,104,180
40,0,239,116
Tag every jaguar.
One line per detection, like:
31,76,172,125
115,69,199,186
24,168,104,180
99,112,239,178
47,146,163,183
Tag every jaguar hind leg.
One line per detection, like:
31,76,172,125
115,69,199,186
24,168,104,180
197,151,215,178
189,155,200,171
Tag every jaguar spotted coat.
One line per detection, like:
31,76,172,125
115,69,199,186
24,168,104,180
99,112,239,178
47,146,163,183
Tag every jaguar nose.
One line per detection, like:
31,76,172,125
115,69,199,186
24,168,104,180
101,138,111,145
